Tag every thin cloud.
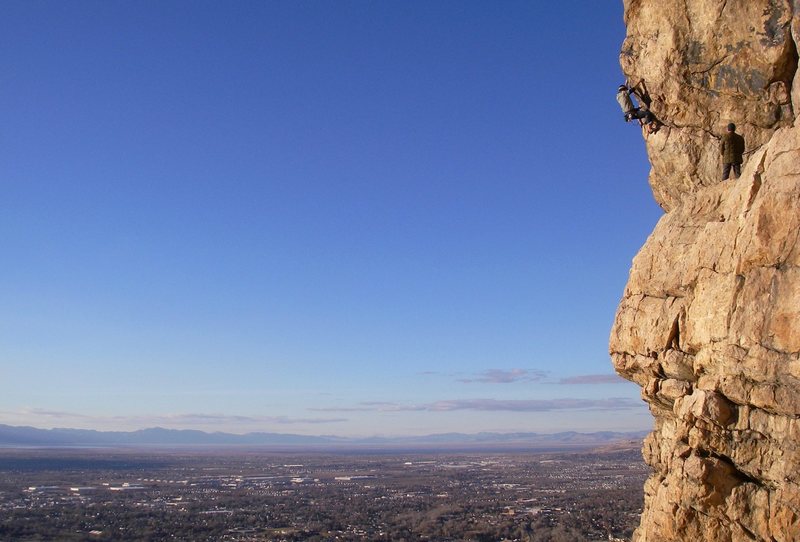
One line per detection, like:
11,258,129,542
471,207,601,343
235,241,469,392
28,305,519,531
559,374,626,385
420,398,640,412
309,403,392,413
2,409,347,427
13,408,94,420
140,413,347,425
313,397,641,413
457,368,547,384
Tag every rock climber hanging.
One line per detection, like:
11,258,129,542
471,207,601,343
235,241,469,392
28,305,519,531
616,80,659,134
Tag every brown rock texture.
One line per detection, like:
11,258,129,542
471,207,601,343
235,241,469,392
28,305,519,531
611,1,800,541
620,0,797,210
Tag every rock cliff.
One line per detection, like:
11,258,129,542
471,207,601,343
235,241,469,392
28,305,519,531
610,1,800,540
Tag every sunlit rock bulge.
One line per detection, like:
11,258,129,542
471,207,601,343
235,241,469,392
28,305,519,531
610,1,800,540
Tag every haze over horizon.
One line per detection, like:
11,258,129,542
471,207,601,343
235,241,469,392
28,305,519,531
2,2,661,437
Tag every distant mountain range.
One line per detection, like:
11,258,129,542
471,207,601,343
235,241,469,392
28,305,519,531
0,423,647,450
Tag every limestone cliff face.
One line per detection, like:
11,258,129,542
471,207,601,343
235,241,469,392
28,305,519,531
610,1,800,541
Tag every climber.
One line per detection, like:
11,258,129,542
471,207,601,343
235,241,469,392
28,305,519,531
616,84,656,133
720,123,746,180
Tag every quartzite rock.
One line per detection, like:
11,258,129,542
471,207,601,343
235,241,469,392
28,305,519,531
620,0,797,210
611,1,800,540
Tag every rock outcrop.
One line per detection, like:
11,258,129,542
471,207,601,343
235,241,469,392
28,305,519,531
610,1,800,540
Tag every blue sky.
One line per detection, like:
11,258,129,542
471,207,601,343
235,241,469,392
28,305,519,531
1,1,661,437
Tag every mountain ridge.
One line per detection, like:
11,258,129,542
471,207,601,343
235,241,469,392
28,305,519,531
0,423,646,449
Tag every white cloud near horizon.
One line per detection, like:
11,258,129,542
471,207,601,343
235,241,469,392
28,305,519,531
558,374,627,385
457,368,548,384
0,408,348,430
420,368,549,384
420,369,627,386
312,397,641,413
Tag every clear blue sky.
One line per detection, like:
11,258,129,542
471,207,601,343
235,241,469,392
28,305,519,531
2,1,661,437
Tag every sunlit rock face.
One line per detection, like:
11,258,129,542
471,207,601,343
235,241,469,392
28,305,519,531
610,1,800,540
620,0,797,210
